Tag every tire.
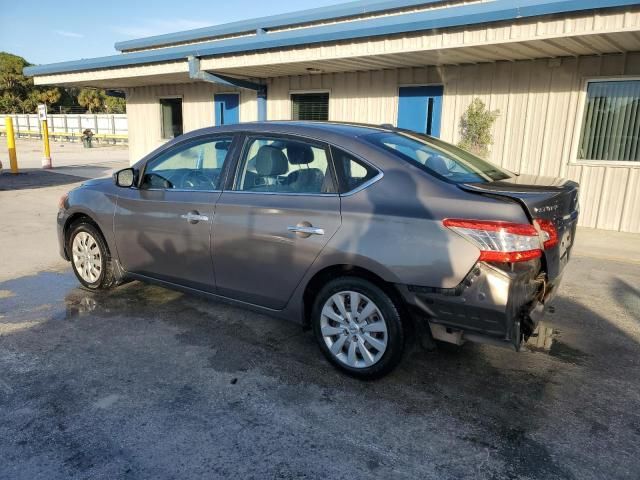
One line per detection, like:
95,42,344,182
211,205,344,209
311,276,405,379
68,221,117,290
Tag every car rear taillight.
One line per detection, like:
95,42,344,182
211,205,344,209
443,219,542,263
534,219,558,249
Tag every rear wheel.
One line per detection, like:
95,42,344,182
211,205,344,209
311,277,405,379
68,221,116,290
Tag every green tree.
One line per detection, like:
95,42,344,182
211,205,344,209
0,52,66,113
0,91,23,113
20,87,63,113
38,87,62,107
0,52,31,97
458,98,500,159
104,94,126,114
78,88,105,113
0,52,126,114
20,89,42,113
0,52,33,112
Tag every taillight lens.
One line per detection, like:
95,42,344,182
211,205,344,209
534,219,558,249
443,219,542,263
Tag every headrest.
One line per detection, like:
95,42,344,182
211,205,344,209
256,145,288,176
286,143,315,165
425,155,450,176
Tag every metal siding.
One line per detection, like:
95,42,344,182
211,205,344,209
502,60,531,173
596,167,631,230
488,61,511,165
127,51,639,232
578,166,607,228
125,82,255,163
620,168,640,232
539,57,577,177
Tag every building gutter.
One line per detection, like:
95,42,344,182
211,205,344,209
24,0,639,78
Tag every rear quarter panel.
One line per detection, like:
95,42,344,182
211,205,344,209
320,145,532,289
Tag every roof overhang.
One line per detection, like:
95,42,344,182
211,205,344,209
113,0,447,52
29,0,640,89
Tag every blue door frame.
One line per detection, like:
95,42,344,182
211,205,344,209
397,86,443,137
214,93,240,126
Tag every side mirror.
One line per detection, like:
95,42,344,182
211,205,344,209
114,168,136,188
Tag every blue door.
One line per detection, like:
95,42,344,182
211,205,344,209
397,86,443,137
214,94,239,126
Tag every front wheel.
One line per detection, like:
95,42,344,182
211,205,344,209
68,222,116,290
311,277,405,379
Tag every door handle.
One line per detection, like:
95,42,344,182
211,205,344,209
181,211,209,224
288,225,325,237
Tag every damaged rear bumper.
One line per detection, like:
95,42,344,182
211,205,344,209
398,260,559,350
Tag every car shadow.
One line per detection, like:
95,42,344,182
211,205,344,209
0,169,86,191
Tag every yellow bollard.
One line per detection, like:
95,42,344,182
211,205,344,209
41,119,52,169
5,116,18,174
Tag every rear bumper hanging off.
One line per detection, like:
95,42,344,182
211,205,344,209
398,259,558,350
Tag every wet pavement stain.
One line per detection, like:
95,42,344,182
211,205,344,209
0,261,639,479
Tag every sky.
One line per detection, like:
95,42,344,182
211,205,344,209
0,0,347,65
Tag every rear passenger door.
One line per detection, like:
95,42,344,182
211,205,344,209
212,134,341,309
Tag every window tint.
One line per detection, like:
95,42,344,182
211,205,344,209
364,131,511,184
141,137,233,190
234,137,335,194
291,93,329,121
331,148,379,193
160,98,183,139
578,80,640,162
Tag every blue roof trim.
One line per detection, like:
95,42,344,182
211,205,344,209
24,0,637,78
114,0,444,52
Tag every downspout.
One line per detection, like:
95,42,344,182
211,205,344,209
187,56,267,121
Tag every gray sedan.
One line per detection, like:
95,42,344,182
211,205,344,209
57,122,579,378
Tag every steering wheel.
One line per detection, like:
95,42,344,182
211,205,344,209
182,170,216,190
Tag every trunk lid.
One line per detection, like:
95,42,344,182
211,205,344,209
459,174,579,282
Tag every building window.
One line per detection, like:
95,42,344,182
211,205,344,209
160,98,183,139
291,93,329,121
577,80,640,162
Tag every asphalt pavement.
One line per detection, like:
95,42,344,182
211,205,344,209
0,144,638,479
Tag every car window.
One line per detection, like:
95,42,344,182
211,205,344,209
363,131,511,184
331,147,379,193
234,137,335,194
141,137,233,191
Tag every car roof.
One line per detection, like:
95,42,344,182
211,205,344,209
178,121,395,143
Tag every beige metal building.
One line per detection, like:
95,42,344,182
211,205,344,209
26,0,640,232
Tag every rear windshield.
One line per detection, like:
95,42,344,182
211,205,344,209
363,131,512,184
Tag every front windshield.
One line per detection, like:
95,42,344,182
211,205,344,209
363,131,512,184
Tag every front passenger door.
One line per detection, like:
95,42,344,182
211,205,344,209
114,135,237,292
212,135,341,309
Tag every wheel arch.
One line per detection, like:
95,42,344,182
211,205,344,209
63,211,110,257
301,264,409,330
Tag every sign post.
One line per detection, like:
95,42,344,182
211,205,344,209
38,104,52,169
